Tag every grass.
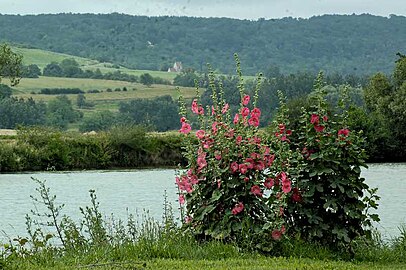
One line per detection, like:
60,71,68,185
12,45,178,81
10,77,196,99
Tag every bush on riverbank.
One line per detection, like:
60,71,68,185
0,126,184,172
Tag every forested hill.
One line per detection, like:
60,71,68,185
0,13,405,75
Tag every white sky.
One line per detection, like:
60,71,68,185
0,0,405,19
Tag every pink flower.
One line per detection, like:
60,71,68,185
251,107,261,118
230,162,239,173
282,181,291,194
244,177,249,183
231,202,244,215
197,154,207,169
179,194,185,205
255,161,265,171
338,128,350,137
245,158,255,169
212,122,218,134
292,188,302,202
191,99,199,114
236,135,243,145
272,229,282,241
314,125,325,132
203,138,214,149
323,115,328,122
264,178,274,189
180,117,186,123
239,163,248,174
179,122,191,134
242,95,250,106
225,128,235,138
233,113,240,124
241,107,250,117
250,185,263,197
217,179,221,189
311,114,319,124
198,106,204,115
222,103,229,114
278,123,285,133
184,216,192,224
248,116,259,127
196,130,205,140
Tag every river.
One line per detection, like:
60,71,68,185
0,164,405,243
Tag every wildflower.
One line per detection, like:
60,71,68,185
230,162,239,173
314,125,325,132
264,178,274,189
272,229,282,241
233,113,240,124
338,128,350,137
248,116,259,127
232,202,244,215
239,163,248,174
323,115,328,122
196,130,205,140
251,107,261,118
179,194,185,205
198,106,204,115
282,181,292,193
242,95,250,106
179,122,191,134
250,185,263,197
191,99,199,114
311,114,319,124
222,103,229,114
236,135,243,145
292,188,302,202
180,117,186,123
241,107,250,117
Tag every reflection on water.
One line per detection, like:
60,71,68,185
0,163,405,242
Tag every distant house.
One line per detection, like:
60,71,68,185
168,62,183,73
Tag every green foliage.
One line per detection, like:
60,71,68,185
140,73,153,86
119,95,179,132
0,126,184,172
1,14,405,74
0,83,13,100
0,43,22,86
173,69,200,87
46,95,81,129
0,97,46,128
282,73,379,247
362,54,406,161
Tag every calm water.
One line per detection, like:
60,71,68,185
0,164,405,242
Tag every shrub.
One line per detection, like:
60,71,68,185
177,59,291,250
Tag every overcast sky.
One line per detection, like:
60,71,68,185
1,0,405,19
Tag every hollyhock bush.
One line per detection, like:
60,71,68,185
282,73,380,247
176,59,292,249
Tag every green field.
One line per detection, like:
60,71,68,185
12,45,178,81
8,76,197,116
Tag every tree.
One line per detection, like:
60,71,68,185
47,95,81,129
173,69,200,87
21,64,41,78
0,44,22,86
43,62,63,77
0,84,13,100
140,73,153,86
60,58,83,77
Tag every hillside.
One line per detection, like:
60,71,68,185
12,45,178,81
0,14,405,75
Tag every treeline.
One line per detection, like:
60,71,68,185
0,126,184,172
41,58,171,85
0,13,405,74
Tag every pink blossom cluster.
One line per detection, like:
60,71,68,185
310,114,328,132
